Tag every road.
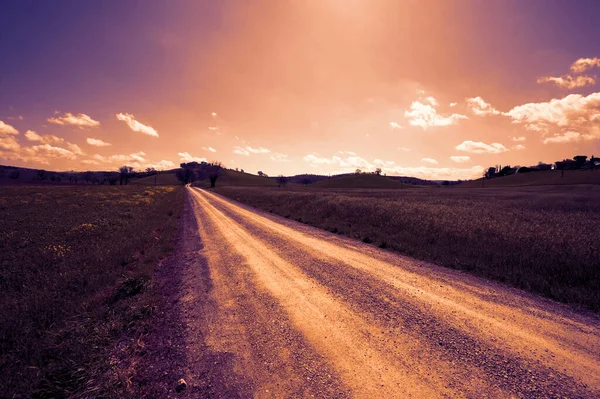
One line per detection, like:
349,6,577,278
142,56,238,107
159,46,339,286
177,187,600,398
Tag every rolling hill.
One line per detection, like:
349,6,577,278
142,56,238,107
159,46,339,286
311,174,407,189
458,170,600,188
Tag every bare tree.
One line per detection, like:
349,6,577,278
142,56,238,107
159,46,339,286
355,169,362,175
375,168,382,176
258,171,264,177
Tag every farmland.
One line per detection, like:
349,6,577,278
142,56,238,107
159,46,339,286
0,185,184,398
214,184,600,311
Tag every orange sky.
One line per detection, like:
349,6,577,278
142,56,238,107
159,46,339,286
1,0,600,180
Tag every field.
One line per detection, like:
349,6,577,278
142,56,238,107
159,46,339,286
0,185,184,398
214,184,600,311
130,171,180,185
460,169,600,188
312,174,406,189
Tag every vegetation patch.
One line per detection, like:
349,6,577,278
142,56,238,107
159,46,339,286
215,185,600,311
0,185,184,398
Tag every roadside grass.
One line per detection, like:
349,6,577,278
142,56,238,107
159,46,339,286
0,185,184,398
215,185,600,311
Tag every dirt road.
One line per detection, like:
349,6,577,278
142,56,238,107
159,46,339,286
172,187,599,398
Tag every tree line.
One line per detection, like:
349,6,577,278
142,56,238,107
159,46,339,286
484,154,598,179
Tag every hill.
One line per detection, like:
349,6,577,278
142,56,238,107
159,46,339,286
311,174,407,189
193,169,278,187
458,170,600,188
130,172,180,186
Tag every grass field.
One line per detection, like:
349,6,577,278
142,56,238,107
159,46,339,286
215,184,600,311
460,169,600,188
0,185,184,398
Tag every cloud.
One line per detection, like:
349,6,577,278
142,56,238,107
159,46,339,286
512,136,526,142
570,57,600,74
303,152,483,180
233,146,271,155
116,113,158,137
466,97,501,116
145,160,176,170
404,97,468,129
82,159,100,165
202,146,217,152
449,102,458,107
399,147,410,152
456,140,508,154
94,151,147,164
48,112,100,129
0,121,18,135
537,75,596,89
24,144,77,160
513,144,526,150
542,131,586,144
504,92,600,133
0,136,20,152
211,112,218,118
450,155,471,163
208,126,219,131
66,143,84,155
178,152,207,163
270,152,290,162
87,138,111,147
389,121,402,129
24,130,63,143
421,157,438,165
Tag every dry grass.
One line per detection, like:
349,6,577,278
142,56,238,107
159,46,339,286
0,185,184,398
215,185,600,311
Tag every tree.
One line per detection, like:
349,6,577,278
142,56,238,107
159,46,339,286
207,161,223,187
276,175,288,187
175,167,195,185
83,171,94,183
374,168,382,176
589,155,597,171
37,170,47,180
537,162,552,171
258,171,264,177
574,155,588,168
119,166,134,185
484,167,496,179
355,169,362,175
145,167,157,175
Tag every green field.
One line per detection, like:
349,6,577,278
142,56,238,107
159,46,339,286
0,185,184,397
215,184,600,311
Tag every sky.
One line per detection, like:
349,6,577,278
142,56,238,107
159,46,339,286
2,0,600,180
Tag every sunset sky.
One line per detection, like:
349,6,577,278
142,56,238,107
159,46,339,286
2,0,600,180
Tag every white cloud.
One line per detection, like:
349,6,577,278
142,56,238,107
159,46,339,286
512,136,526,142
466,97,501,116
543,131,584,144
449,102,458,107
116,113,158,137
389,121,402,129
404,97,468,129
450,155,471,163
246,146,271,154
66,143,84,156
0,136,20,152
202,146,217,152
233,146,271,155
270,152,290,162
94,151,147,164
24,130,64,144
208,126,219,131
211,112,218,118
570,57,600,74
82,159,100,165
178,152,207,163
399,147,410,152
513,144,526,150
0,121,18,135
537,75,596,89
48,112,100,129
25,144,77,160
87,138,111,147
504,92,600,133
145,160,175,170
421,158,438,165
456,140,508,154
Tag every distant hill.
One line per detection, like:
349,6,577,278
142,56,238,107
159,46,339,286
458,170,600,188
311,174,409,189
130,172,180,186
193,169,278,187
